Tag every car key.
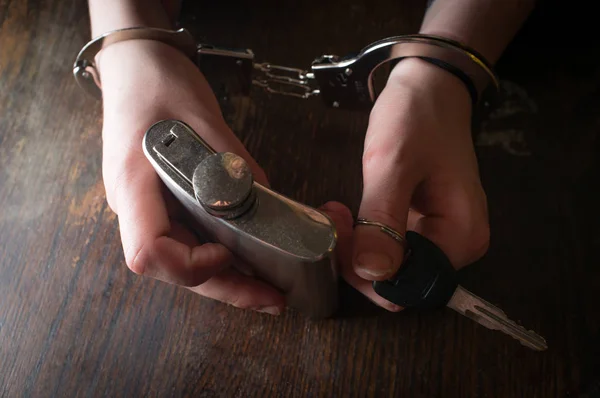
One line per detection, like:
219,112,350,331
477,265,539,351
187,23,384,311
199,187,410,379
373,231,548,351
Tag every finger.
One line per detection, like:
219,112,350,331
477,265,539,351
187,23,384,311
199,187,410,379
189,268,286,315
407,208,424,230
320,201,403,312
200,122,270,187
115,157,232,286
353,90,424,281
166,199,256,277
412,179,489,268
341,264,404,312
319,201,354,241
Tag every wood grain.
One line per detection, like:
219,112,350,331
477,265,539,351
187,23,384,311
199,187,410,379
1,0,599,397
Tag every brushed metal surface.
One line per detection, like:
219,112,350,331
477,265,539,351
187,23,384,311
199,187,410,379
143,120,339,318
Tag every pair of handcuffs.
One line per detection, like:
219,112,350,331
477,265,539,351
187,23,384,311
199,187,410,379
73,27,499,319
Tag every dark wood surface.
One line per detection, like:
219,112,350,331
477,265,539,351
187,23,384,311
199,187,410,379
1,0,599,396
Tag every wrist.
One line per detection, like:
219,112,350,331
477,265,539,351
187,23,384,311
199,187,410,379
388,58,472,111
96,38,182,72
97,40,194,114
88,0,173,37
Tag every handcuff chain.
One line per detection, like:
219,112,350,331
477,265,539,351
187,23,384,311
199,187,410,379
251,62,320,99
73,27,499,108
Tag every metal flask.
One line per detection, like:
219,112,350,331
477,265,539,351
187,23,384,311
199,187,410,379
143,120,339,318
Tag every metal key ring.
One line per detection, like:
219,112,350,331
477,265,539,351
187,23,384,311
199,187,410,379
354,218,405,246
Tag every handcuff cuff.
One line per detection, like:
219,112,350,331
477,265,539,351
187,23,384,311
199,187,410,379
73,26,499,109
72,27,499,319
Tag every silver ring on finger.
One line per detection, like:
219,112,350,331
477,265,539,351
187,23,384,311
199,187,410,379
354,218,405,246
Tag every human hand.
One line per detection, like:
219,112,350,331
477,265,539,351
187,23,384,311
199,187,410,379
97,39,285,315
342,58,490,311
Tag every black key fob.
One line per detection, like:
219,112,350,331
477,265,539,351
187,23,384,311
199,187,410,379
372,231,458,309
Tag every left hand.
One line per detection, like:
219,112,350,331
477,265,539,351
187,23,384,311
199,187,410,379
341,58,491,311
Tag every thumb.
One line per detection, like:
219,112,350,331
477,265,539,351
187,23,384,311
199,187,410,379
353,131,421,281
185,118,271,187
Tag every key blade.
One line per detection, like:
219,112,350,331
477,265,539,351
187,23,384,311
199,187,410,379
447,286,548,352
474,304,548,351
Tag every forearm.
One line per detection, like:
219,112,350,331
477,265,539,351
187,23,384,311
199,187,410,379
420,0,535,64
88,0,181,37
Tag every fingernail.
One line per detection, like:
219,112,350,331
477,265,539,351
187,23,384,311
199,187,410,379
355,252,393,277
255,306,281,316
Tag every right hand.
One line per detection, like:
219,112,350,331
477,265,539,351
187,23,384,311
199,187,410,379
97,39,286,315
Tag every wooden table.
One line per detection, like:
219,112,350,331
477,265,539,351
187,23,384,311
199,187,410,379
1,0,599,396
